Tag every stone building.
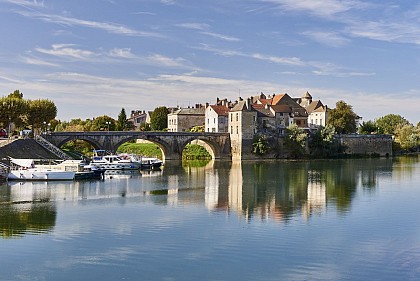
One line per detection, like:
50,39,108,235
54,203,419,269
296,92,328,128
127,110,150,130
229,99,257,159
167,105,205,132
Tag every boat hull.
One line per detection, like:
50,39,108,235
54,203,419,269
90,162,141,170
8,170,75,181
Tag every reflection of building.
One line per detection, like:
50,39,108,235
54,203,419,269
302,176,326,220
228,161,243,216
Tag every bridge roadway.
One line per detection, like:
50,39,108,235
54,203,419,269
44,131,232,161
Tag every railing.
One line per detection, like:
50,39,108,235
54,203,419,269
35,135,73,160
0,161,9,178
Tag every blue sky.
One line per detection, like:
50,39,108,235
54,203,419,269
0,0,419,123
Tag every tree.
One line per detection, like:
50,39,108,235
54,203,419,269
327,100,359,134
138,122,151,132
0,93,28,134
309,125,338,158
190,125,205,132
116,108,130,131
150,106,169,131
90,115,116,131
358,120,377,134
252,134,269,155
285,124,308,158
394,124,419,151
375,114,410,135
26,99,57,134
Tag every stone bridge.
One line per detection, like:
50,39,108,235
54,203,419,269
44,131,232,161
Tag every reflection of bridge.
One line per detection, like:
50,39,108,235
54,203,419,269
44,131,232,161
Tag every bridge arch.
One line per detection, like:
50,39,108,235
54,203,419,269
53,135,103,151
113,135,172,163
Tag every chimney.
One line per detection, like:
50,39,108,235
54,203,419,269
246,98,251,110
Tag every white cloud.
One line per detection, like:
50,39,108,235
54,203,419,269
176,22,210,31
21,56,59,67
261,0,366,17
147,54,189,68
108,48,136,59
301,31,351,47
16,10,163,38
1,0,44,8
35,44,97,60
200,32,241,42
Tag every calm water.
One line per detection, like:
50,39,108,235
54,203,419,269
1,156,420,281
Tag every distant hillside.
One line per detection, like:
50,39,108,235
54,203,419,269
0,139,60,160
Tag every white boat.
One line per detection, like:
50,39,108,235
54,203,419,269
7,158,75,181
140,157,163,170
90,150,141,170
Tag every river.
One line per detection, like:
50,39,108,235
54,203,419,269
1,156,420,281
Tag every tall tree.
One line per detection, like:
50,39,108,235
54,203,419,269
150,106,169,131
26,99,57,133
375,114,410,135
116,108,128,131
327,100,359,134
0,94,28,134
285,124,308,158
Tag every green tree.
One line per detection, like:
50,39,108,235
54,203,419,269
285,124,308,158
375,114,410,135
116,108,132,131
190,125,205,132
252,134,269,155
138,122,151,131
90,115,116,131
309,125,338,158
0,93,28,134
150,106,169,131
394,124,419,151
358,120,377,134
327,100,359,134
26,99,57,134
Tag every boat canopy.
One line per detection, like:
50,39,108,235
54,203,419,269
10,158,34,168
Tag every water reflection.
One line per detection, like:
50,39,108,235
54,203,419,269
0,157,407,238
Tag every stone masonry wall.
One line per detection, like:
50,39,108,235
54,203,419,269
336,134,393,157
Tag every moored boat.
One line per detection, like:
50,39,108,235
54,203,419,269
90,150,141,170
7,158,75,181
140,157,163,170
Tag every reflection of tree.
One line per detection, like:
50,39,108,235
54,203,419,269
0,202,56,238
237,158,393,222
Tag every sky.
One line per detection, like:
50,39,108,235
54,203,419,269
0,0,419,123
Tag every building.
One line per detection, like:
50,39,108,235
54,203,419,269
127,110,150,131
167,105,205,132
229,98,257,159
296,92,328,129
205,105,230,133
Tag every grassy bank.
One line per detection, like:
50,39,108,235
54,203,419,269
118,142,163,158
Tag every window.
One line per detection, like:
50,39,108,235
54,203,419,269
231,126,233,134
236,126,239,134
236,113,238,122
253,115,256,125
230,113,232,122
207,118,209,125
214,118,216,124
